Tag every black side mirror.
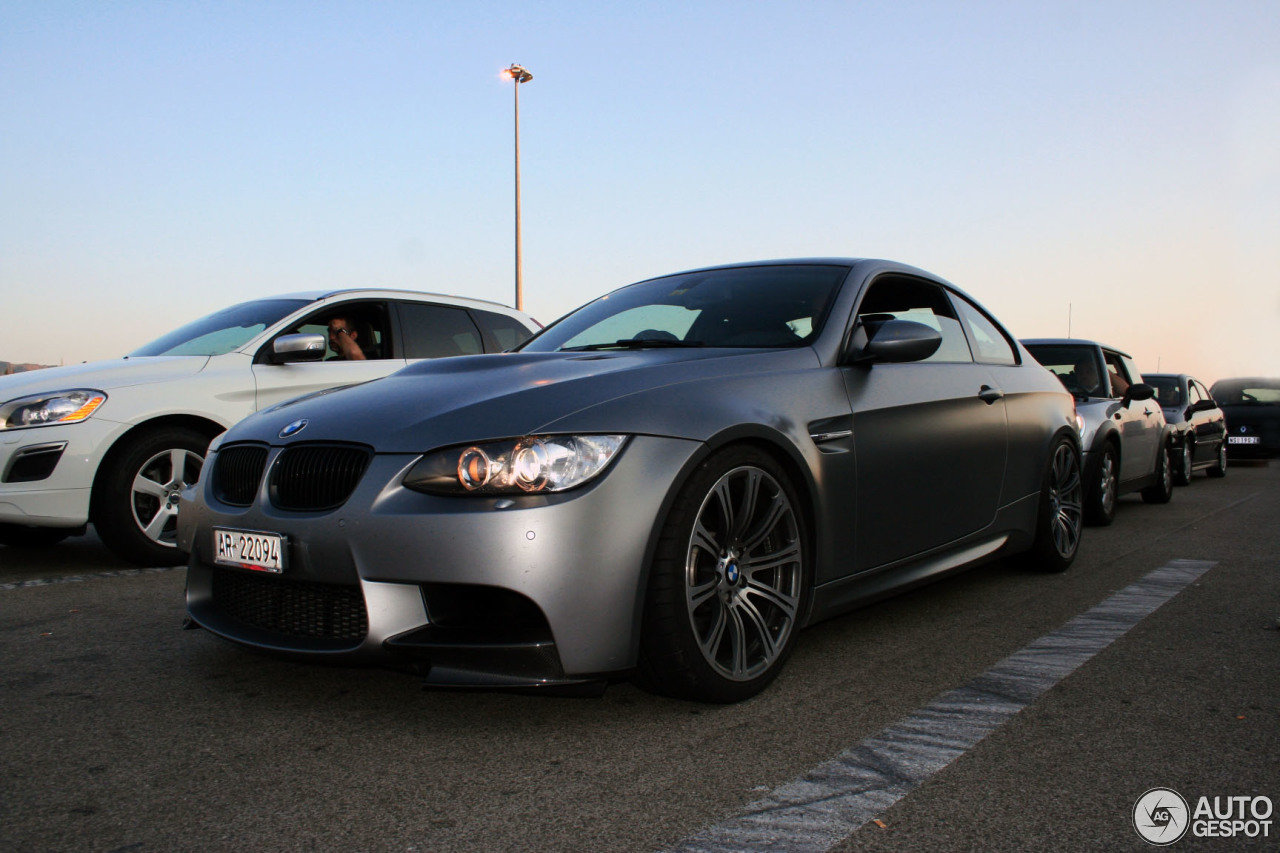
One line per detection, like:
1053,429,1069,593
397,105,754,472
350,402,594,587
270,333,326,364
1122,382,1155,405
849,319,943,364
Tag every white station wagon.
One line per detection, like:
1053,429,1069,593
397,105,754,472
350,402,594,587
0,289,538,564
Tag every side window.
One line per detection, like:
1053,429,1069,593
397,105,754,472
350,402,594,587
1187,382,1204,406
472,309,534,352
1193,380,1213,403
1102,352,1133,398
398,302,484,359
951,292,1017,365
280,301,390,361
855,276,972,363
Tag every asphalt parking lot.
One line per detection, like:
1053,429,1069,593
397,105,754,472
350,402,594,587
2,462,1277,853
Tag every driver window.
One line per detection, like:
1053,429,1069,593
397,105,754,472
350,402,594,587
1102,352,1131,398
286,302,390,361
855,276,973,363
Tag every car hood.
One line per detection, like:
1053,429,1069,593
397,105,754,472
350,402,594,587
0,356,212,400
224,348,821,453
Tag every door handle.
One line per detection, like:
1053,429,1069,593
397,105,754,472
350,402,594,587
978,385,1004,404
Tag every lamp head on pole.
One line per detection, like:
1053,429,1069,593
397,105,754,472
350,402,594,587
501,63,533,84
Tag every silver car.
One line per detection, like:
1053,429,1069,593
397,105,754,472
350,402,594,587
180,260,1083,702
1022,339,1174,524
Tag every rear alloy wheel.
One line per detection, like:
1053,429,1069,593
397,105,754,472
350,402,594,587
92,427,209,566
1085,444,1119,526
1141,442,1174,504
1174,438,1194,486
637,446,808,703
1207,441,1228,478
1021,435,1083,573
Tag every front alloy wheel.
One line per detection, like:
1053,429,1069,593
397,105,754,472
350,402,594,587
1021,435,1083,573
1207,441,1227,478
638,446,808,702
1175,439,1194,486
93,426,209,566
1141,442,1174,504
1085,444,1119,526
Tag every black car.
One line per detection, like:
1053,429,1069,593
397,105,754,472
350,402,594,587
1144,373,1228,483
1209,377,1280,459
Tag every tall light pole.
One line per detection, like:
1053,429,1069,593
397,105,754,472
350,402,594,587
501,63,533,311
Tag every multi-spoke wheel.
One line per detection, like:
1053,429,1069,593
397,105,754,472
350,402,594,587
92,427,209,566
1085,443,1119,526
1207,440,1228,478
1022,434,1083,573
1142,441,1174,504
1174,438,1194,486
637,446,808,702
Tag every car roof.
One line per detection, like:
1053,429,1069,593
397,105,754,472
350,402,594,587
1021,338,1133,359
266,288,525,315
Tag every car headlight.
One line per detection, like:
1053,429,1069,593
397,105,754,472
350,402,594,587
404,434,628,496
0,389,107,430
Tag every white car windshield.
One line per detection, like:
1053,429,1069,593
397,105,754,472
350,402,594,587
128,298,312,357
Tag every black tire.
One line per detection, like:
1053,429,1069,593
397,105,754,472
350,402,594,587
636,446,809,703
92,426,209,566
0,523,74,548
1084,443,1119,526
1141,441,1174,504
1207,440,1227,478
1019,435,1083,573
1174,438,1193,487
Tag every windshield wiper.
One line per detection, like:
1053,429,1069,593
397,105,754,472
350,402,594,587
561,338,706,352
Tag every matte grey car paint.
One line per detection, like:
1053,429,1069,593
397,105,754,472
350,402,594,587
181,259,1080,690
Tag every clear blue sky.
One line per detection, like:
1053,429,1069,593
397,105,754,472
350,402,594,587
3,0,1277,383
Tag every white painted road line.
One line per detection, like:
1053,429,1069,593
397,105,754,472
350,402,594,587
666,559,1216,853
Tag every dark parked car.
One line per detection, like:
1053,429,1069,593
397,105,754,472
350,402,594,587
1144,373,1228,483
179,259,1084,703
1023,339,1174,525
1210,377,1280,459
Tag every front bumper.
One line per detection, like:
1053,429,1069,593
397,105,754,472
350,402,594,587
0,420,121,527
182,434,703,686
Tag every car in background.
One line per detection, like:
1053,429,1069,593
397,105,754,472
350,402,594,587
1209,377,1280,460
0,290,538,564
179,258,1084,703
1144,373,1228,484
1023,339,1174,525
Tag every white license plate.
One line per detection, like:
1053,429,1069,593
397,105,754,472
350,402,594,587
1229,436,1261,445
213,528,286,572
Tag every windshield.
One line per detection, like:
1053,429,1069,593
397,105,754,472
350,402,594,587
1145,375,1183,407
128,298,312,357
521,264,849,353
1210,378,1280,405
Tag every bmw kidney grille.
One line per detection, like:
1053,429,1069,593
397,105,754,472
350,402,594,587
269,444,372,511
211,442,372,511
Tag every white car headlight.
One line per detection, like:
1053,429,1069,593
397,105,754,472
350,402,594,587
404,435,628,496
0,389,107,430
